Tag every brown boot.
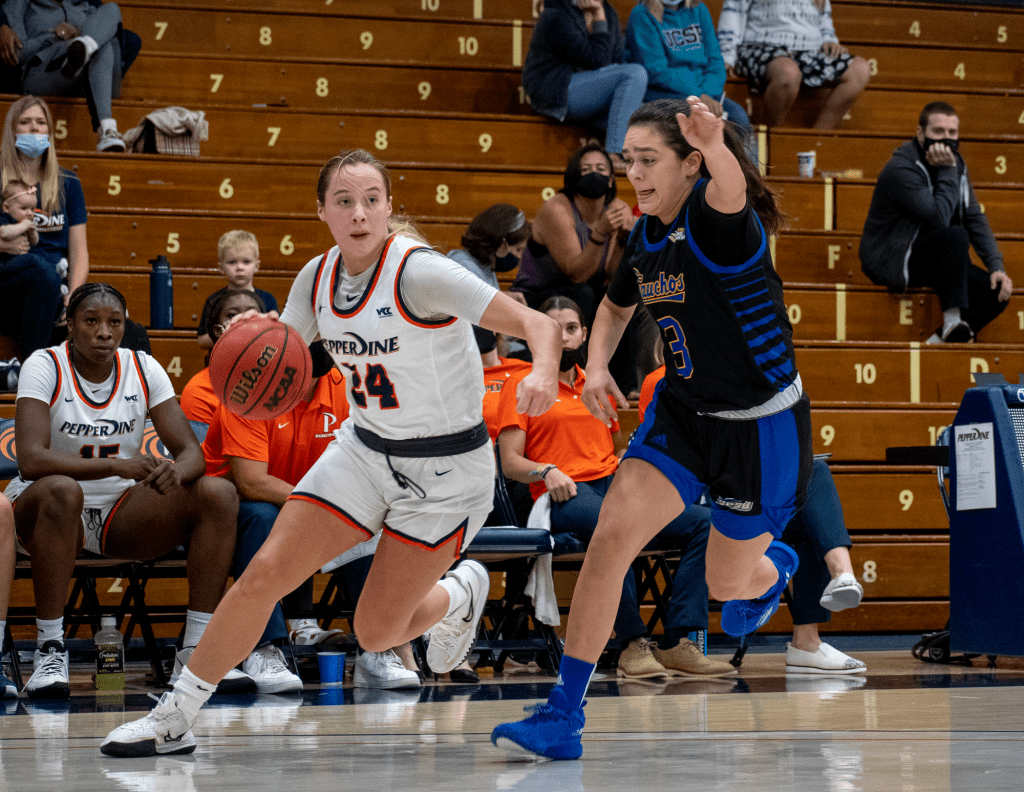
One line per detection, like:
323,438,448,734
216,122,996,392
653,639,736,678
616,638,668,679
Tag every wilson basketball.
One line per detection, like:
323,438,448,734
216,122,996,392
209,318,312,420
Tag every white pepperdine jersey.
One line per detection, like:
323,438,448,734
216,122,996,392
5,343,172,507
291,234,492,441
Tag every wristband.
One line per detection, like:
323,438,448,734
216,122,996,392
531,464,557,480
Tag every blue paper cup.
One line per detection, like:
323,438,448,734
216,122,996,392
318,652,345,685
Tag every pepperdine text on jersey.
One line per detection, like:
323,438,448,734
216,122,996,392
324,333,400,357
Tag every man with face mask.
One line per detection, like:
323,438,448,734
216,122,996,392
860,101,1012,343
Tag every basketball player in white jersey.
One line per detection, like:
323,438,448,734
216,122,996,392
102,149,561,757
10,283,244,700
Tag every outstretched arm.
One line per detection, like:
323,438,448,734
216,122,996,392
678,96,746,215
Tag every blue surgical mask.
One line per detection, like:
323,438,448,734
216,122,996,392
15,134,49,158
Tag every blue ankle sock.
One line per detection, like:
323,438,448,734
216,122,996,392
760,540,796,600
550,654,595,711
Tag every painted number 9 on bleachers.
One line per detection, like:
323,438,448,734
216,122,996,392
820,425,834,446
899,490,914,511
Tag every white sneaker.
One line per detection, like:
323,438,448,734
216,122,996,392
25,641,70,699
241,644,303,694
426,559,489,674
101,691,196,757
169,646,256,694
289,622,346,647
96,127,126,152
819,573,864,612
354,650,420,690
785,642,867,675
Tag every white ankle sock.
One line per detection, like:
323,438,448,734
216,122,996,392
438,577,468,618
942,308,963,334
36,617,63,645
99,118,118,133
288,618,317,632
183,610,213,650
172,666,216,723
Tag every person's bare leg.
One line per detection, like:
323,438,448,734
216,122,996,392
187,500,369,684
823,546,854,579
394,642,418,672
562,459,685,663
814,57,870,130
705,528,775,602
0,497,15,622
16,478,84,620
791,622,822,653
762,57,803,127
352,532,467,653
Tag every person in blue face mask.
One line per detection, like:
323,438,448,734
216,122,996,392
0,95,87,369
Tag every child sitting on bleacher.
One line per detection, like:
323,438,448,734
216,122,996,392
196,231,279,350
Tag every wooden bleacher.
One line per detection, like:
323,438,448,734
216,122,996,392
6,0,1023,641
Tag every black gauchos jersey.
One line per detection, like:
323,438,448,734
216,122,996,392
608,180,798,414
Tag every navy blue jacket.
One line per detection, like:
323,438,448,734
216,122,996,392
521,0,625,121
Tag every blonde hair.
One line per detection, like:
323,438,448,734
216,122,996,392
316,149,429,245
217,229,260,261
1,96,62,216
639,0,695,23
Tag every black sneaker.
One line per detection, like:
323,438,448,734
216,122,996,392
941,321,973,343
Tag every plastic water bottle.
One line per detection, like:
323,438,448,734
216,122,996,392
95,616,125,691
149,254,174,329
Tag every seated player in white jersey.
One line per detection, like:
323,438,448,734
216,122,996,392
9,283,246,700
101,148,562,757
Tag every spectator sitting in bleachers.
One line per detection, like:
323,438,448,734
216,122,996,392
626,0,755,161
7,0,131,151
182,290,265,426
716,0,870,129
498,296,735,679
197,230,280,351
522,0,647,161
859,101,1012,344
447,203,531,300
8,283,248,699
511,144,656,396
0,1,141,95
0,96,85,374
0,493,18,698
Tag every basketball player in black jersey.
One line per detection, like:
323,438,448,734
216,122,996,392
492,96,812,760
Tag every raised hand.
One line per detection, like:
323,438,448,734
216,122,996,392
676,96,724,151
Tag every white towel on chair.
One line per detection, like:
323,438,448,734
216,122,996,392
524,493,560,626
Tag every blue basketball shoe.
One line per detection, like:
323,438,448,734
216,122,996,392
720,540,799,637
491,688,586,760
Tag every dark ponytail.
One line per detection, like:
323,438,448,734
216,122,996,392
628,99,784,237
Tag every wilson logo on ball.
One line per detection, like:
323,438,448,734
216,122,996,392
229,345,279,407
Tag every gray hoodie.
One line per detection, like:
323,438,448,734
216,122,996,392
859,138,1003,293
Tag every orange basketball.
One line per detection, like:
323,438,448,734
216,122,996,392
209,318,312,420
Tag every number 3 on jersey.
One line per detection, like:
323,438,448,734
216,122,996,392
657,316,693,378
343,363,399,409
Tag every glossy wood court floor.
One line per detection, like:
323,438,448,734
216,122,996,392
2,648,1023,792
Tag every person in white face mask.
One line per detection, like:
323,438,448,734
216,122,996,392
0,95,87,372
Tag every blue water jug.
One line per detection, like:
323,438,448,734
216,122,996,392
149,255,173,329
